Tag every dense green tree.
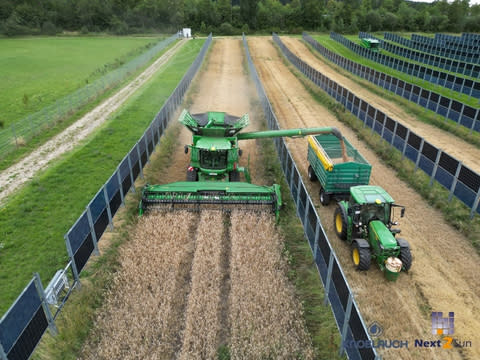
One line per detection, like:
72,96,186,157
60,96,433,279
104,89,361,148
0,0,479,36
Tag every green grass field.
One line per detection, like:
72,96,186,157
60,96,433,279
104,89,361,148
0,38,205,315
312,34,479,108
0,36,164,128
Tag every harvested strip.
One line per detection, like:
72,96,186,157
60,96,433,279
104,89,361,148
179,211,227,359
80,212,195,360
229,210,314,359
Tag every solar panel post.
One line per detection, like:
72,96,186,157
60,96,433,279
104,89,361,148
324,251,335,306
127,153,135,193
103,186,114,231
470,187,480,219
136,142,144,180
339,293,353,357
430,149,443,186
33,273,58,336
116,169,125,207
86,206,100,256
0,343,7,360
449,162,463,202
415,138,425,172
402,129,410,159
65,234,80,283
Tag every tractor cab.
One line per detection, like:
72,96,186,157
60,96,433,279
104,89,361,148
348,185,404,229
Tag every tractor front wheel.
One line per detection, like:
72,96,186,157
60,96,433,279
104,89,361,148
320,188,330,206
308,165,317,182
352,241,371,270
334,204,348,240
399,245,412,271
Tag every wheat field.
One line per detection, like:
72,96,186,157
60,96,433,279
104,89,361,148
80,209,313,359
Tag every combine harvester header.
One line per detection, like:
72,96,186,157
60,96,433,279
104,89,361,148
140,109,343,220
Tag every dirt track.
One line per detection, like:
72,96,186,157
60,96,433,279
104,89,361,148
249,36,480,360
0,39,186,206
81,39,314,359
280,36,480,174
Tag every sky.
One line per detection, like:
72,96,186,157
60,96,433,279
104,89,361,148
408,0,480,4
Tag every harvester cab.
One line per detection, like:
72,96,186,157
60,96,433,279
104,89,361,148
140,109,343,221
334,185,412,281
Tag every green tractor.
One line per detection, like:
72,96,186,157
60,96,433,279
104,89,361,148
140,109,344,221
333,185,412,281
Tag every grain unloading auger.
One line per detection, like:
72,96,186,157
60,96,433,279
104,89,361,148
139,109,346,220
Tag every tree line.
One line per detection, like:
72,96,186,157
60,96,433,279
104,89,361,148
0,0,479,37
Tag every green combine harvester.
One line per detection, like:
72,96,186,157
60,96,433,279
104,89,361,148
139,109,344,220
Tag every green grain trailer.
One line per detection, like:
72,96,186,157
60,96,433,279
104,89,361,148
307,134,371,205
361,38,380,52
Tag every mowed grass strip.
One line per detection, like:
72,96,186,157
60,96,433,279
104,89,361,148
0,38,205,315
312,34,478,108
0,36,163,127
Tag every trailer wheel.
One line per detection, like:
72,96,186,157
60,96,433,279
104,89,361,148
186,168,198,181
352,241,371,270
308,165,317,182
319,188,330,206
398,240,412,271
229,171,240,182
333,204,348,240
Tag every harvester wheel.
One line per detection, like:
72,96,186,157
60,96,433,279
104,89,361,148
308,165,317,182
333,204,348,240
229,171,241,182
186,168,198,181
352,241,371,270
398,240,412,271
319,188,330,206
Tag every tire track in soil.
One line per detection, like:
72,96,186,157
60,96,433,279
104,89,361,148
178,211,228,359
281,36,480,174
249,37,480,360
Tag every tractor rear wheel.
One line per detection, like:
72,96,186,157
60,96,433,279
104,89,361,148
186,168,198,181
334,204,348,240
352,241,371,270
320,188,330,206
308,165,317,182
399,244,412,271
229,171,241,182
